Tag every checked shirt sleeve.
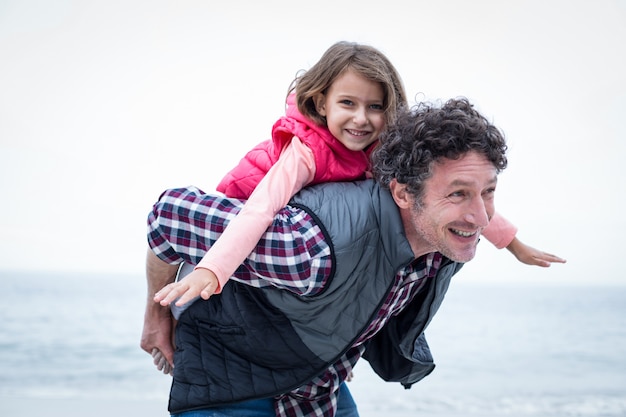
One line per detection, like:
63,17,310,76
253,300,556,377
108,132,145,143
147,186,332,296
196,137,316,293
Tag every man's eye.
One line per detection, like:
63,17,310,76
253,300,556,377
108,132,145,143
448,191,465,201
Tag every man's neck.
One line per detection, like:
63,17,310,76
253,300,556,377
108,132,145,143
399,207,433,259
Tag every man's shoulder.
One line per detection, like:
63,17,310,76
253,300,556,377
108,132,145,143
291,180,382,207
289,180,400,247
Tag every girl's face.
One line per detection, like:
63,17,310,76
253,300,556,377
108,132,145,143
314,69,386,151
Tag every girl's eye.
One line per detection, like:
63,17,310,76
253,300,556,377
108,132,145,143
340,99,354,106
370,104,384,111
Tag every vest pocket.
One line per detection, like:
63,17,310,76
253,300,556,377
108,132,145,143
193,317,318,370
196,319,245,335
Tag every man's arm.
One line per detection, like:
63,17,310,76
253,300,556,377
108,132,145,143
140,249,179,373
156,137,316,307
147,186,332,298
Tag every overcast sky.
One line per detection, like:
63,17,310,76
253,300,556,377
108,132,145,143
1,0,624,285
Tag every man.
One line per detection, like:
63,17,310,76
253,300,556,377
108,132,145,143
141,98,508,417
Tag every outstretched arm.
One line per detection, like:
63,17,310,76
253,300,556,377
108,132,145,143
153,137,316,307
506,236,567,267
481,211,518,249
483,212,566,267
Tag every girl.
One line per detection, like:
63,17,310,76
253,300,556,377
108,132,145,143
152,40,564,326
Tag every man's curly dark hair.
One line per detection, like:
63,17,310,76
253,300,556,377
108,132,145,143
371,97,508,205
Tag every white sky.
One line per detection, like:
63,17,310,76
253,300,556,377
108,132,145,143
0,0,624,285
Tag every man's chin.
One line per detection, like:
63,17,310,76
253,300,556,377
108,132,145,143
442,247,477,263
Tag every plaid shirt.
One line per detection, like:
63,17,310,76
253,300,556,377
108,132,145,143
148,186,443,417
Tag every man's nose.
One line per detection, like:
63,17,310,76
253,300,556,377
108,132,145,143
464,197,490,227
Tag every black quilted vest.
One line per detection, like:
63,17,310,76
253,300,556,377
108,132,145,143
168,181,462,413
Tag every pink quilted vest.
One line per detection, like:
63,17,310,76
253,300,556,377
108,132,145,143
217,95,372,199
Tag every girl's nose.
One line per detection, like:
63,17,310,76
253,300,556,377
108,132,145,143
352,107,367,125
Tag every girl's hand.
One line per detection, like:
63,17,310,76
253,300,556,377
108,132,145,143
506,237,567,267
153,267,220,306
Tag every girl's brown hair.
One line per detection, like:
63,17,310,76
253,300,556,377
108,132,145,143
288,41,407,127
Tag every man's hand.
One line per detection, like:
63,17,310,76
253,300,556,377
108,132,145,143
153,267,220,307
140,249,180,374
141,302,175,375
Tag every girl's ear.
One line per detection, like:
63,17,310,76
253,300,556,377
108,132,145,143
313,94,326,116
389,179,411,209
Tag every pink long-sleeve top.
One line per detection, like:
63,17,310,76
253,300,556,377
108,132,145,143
196,137,316,291
197,136,516,293
197,94,516,292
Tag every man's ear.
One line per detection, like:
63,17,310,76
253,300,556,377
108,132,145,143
313,94,326,116
389,179,411,209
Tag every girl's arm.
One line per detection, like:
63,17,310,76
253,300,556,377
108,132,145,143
481,211,517,249
505,237,567,267
157,137,316,306
482,212,566,267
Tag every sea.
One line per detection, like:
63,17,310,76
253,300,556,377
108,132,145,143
1,270,625,417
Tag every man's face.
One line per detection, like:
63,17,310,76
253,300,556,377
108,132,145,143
406,151,498,263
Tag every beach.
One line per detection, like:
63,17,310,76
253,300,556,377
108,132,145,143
2,398,169,417
1,271,625,417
